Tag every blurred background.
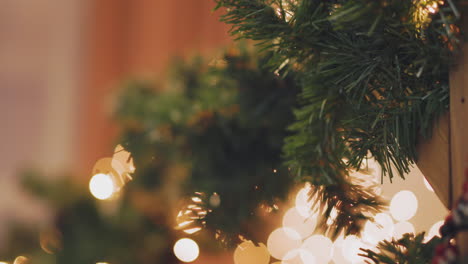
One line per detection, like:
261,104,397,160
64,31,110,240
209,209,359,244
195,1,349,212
0,1,449,264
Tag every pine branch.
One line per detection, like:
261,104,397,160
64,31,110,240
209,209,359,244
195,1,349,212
216,0,458,235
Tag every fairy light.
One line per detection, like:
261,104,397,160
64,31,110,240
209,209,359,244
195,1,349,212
282,207,317,239
301,235,333,264
89,173,115,200
267,227,302,260
233,241,270,264
390,190,418,221
173,238,199,262
13,257,29,264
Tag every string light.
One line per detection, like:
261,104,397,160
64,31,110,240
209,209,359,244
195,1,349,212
233,241,270,264
301,235,333,264
89,173,115,200
13,257,29,264
390,190,418,221
282,207,317,239
267,227,301,260
363,213,394,245
393,221,415,239
173,238,199,262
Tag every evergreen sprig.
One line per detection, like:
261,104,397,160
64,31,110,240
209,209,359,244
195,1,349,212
361,233,441,264
215,0,459,236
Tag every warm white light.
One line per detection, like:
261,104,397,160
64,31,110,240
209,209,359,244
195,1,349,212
267,227,302,260
423,178,434,192
332,236,351,264
282,249,316,264
390,190,418,221
295,183,318,218
363,213,394,245
342,235,365,263
426,220,444,242
173,238,199,263
393,221,415,239
13,257,29,264
0,262,9,264
282,207,317,239
89,173,115,200
233,241,270,264
301,235,333,264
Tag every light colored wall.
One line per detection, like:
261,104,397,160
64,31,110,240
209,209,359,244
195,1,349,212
0,0,83,248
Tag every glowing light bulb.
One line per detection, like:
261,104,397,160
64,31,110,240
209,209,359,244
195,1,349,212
173,238,199,262
295,183,318,218
332,236,351,264
393,221,415,239
282,249,316,264
301,235,333,264
423,178,434,192
89,173,115,200
426,220,444,242
363,213,394,245
341,235,366,263
282,207,317,239
233,241,270,264
267,227,302,260
390,190,418,221
13,256,29,264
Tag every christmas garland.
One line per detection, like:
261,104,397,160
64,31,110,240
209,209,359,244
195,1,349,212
215,0,460,237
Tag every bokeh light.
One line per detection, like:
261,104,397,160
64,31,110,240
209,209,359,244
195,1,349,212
390,190,418,221
363,213,394,245
423,177,434,192
89,173,115,200
13,256,29,264
426,220,444,241
301,235,333,264
342,235,366,263
282,249,316,264
233,241,270,264
267,227,302,260
393,221,415,239
173,238,199,262
295,183,318,218
39,228,62,254
282,207,317,239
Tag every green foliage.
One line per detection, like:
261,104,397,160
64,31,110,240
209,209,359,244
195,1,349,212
361,232,441,263
215,0,459,236
115,46,300,245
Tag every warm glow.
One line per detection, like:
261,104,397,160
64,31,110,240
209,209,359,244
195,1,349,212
332,237,350,264
393,221,415,238
426,220,444,241
342,235,365,263
390,190,418,221
363,213,394,245
423,178,434,192
295,183,318,218
13,257,29,264
282,249,317,264
89,173,115,200
301,235,333,264
282,207,317,239
267,227,302,260
173,238,199,263
209,193,221,207
233,241,270,264
0,262,9,264
183,227,202,234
